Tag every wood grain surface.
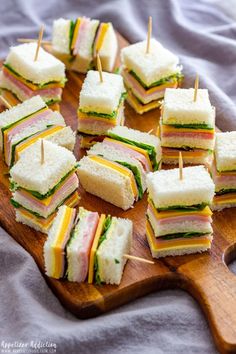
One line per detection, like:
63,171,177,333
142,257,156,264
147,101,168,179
0,33,236,354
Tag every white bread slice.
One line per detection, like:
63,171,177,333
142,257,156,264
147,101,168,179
52,18,71,55
147,166,215,209
5,43,65,84
0,95,46,149
162,153,213,167
211,202,236,211
88,142,146,194
121,39,180,87
96,217,132,285
108,125,162,165
162,88,215,126
148,236,213,258
99,23,118,72
77,155,135,210
215,132,236,172
70,19,99,73
45,126,75,151
79,70,125,114
10,139,77,195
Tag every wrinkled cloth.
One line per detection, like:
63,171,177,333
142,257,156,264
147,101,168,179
0,0,236,353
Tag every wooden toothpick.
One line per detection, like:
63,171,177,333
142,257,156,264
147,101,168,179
18,38,51,45
0,95,12,109
146,16,152,54
41,139,45,165
97,53,103,83
179,151,183,180
193,74,199,102
34,25,44,62
124,254,154,265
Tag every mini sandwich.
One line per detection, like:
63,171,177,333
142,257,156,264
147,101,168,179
211,132,236,210
52,17,118,73
146,166,215,258
43,207,132,285
10,140,79,233
108,125,162,171
88,139,147,199
66,207,100,282
0,96,75,166
160,88,215,165
77,155,138,210
78,70,126,147
44,205,76,279
0,43,66,106
88,214,132,285
121,39,182,114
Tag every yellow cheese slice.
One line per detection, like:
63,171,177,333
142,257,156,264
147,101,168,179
71,18,81,50
64,191,80,208
104,137,153,171
127,90,161,114
88,214,106,284
78,111,117,125
146,219,211,252
18,208,55,228
88,155,138,199
148,199,212,219
94,23,109,53
3,107,48,158
161,124,214,134
53,207,75,278
214,193,236,204
15,126,64,161
3,67,64,91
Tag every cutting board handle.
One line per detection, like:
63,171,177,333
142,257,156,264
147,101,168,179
179,249,236,354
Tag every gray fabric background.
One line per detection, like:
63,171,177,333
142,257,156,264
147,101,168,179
0,1,236,353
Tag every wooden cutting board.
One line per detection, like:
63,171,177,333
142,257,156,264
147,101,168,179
0,33,236,354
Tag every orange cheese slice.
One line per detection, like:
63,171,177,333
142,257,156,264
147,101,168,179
214,193,236,204
78,111,117,125
161,124,214,135
52,207,75,279
104,137,153,171
88,214,106,283
146,219,211,252
15,126,64,161
94,23,109,53
18,208,56,228
71,18,82,50
127,90,161,114
148,199,212,219
3,66,64,91
88,155,138,199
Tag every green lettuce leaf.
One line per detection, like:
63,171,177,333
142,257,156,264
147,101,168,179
129,70,183,90
162,123,214,130
115,160,143,199
69,20,76,53
156,202,209,212
160,232,209,240
216,188,236,196
94,215,112,285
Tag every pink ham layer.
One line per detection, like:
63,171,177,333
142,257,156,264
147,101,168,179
5,109,52,165
73,18,90,56
16,173,79,216
212,161,236,184
147,205,212,225
103,138,150,172
161,131,214,140
59,208,76,278
74,211,100,282
122,69,177,103
2,70,62,99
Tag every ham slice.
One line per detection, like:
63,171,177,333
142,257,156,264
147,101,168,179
13,172,79,218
